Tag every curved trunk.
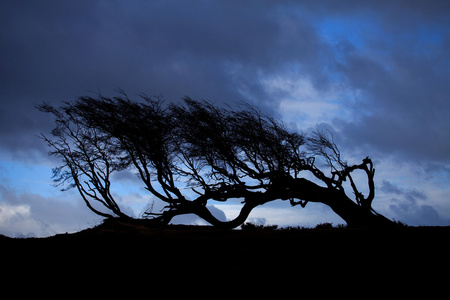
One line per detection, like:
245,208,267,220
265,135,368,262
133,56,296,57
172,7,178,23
290,178,395,228
147,177,396,229
195,201,258,229
326,192,395,228
144,200,259,229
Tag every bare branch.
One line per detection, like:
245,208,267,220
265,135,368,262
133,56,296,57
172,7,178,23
38,95,394,228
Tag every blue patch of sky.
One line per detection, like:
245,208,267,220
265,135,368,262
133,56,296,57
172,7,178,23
0,159,56,196
315,15,377,53
411,24,450,60
310,17,366,90
317,15,450,62
311,15,450,119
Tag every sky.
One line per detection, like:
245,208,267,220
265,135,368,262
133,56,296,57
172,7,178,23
1,0,450,237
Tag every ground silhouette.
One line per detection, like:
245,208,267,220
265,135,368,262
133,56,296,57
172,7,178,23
2,219,448,296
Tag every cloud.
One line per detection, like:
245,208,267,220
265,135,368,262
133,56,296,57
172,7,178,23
0,184,100,237
0,1,332,154
1,0,450,229
380,180,427,203
379,180,449,226
329,19,450,163
261,73,360,129
246,217,267,226
2,0,449,163
389,202,446,226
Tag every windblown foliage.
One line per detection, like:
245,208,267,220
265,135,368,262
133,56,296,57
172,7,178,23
39,93,395,228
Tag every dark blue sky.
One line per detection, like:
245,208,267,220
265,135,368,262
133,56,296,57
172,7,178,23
1,0,450,236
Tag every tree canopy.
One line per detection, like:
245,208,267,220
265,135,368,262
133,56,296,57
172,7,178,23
39,93,395,228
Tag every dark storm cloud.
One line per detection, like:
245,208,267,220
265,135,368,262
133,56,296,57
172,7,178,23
0,0,322,95
334,33,450,162
0,0,324,156
1,0,449,165
1,0,450,229
323,3,450,163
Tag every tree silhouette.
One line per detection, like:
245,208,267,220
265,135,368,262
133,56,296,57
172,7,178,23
39,93,395,227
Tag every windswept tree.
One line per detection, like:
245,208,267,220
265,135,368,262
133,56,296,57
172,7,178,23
39,93,395,228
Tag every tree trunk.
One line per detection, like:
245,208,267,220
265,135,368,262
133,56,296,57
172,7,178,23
195,201,258,229
145,178,396,229
325,192,394,228
290,178,395,228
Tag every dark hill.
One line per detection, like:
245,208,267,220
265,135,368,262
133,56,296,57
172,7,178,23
2,219,449,296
